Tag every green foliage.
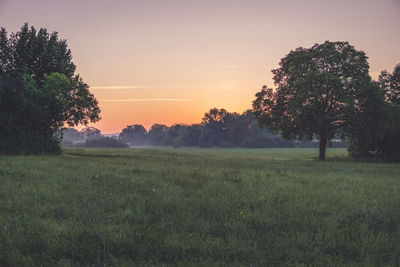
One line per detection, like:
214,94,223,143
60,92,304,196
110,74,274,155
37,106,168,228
253,41,372,160
0,24,100,154
0,148,399,265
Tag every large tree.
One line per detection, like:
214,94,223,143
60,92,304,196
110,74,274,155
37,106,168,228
253,41,374,160
0,24,100,154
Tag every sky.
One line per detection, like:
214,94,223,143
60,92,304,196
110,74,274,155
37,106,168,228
1,0,399,133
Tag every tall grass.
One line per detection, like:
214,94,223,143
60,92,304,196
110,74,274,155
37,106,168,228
0,148,399,266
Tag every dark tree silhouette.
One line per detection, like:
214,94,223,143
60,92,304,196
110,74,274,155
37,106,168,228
147,124,168,146
200,108,233,146
179,124,201,146
119,124,147,146
253,41,373,160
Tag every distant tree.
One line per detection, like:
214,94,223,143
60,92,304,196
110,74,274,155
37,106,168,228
200,108,232,146
227,111,252,146
167,124,185,147
179,124,201,146
253,41,374,160
119,124,147,146
0,24,100,154
147,124,168,146
81,126,101,140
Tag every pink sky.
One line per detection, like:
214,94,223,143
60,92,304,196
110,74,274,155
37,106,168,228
1,0,399,133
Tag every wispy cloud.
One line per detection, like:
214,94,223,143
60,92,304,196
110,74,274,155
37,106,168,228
99,98,189,102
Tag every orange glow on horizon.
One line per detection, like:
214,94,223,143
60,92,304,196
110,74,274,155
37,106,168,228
85,85,255,134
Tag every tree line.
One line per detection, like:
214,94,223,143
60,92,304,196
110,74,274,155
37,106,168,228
61,108,346,149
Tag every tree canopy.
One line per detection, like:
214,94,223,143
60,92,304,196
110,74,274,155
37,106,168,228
0,24,100,154
253,41,377,160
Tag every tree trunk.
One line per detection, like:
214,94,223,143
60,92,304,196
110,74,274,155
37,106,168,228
319,136,327,161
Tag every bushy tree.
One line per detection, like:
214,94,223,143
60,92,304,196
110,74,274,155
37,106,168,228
199,108,233,146
119,124,147,146
0,24,100,154
253,41,374,160
147,124,168,146
227,111,252,146
179,124,201,146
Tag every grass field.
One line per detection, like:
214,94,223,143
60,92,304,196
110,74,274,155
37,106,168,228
0,148,399,266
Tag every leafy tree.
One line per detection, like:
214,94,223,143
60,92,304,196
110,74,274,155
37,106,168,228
147,124,168,146
253,41,373,160
179,124,201,146
199,108,232,146
0,24,100,154
167,124,185,147
119,124,147,146
227,111,252,146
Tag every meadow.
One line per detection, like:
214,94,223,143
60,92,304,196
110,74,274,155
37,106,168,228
0,147,399,266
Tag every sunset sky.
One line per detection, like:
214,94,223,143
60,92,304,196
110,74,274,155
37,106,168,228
1,0,399,133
